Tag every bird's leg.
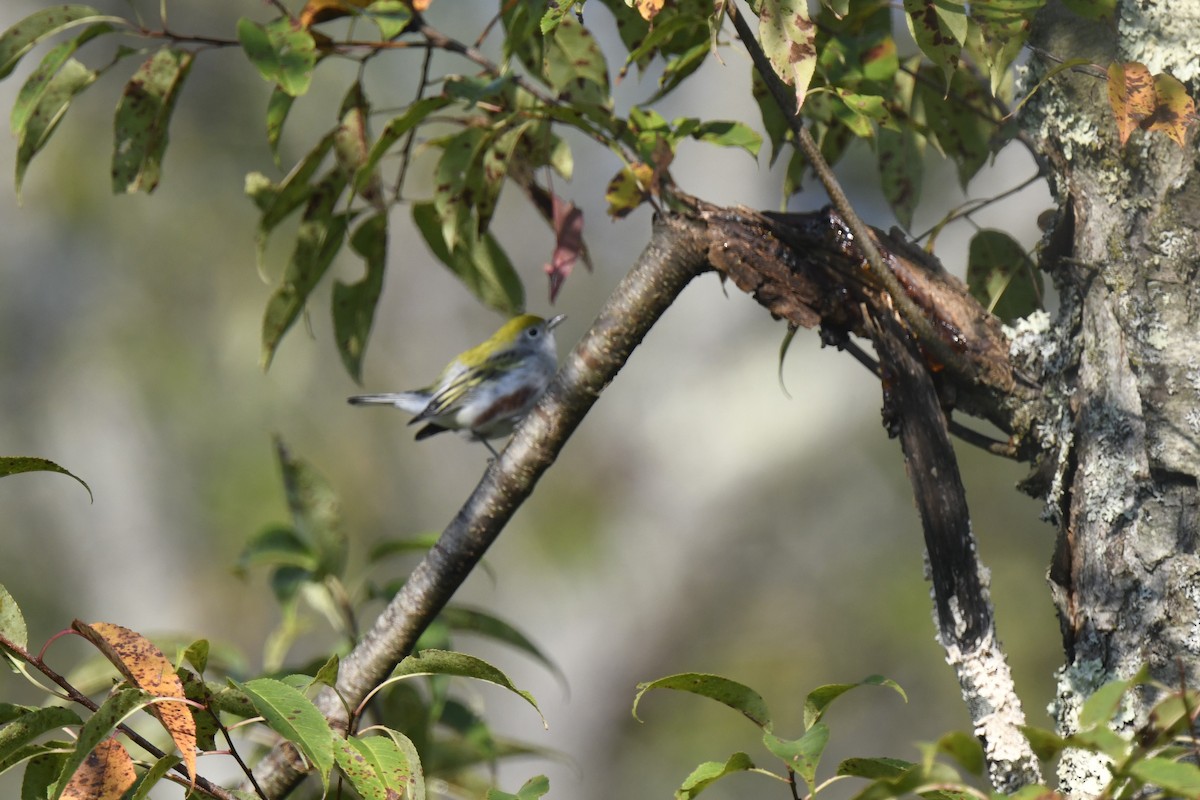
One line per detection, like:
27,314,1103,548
481,439,501,459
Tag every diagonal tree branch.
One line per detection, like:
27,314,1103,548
248,212,711,798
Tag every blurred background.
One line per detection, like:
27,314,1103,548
0,1,1059,797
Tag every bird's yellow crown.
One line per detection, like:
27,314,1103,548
454,314,546,369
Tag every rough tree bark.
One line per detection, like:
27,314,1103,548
1021,0,1200,793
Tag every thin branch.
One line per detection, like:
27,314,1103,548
393,45,434,201
913,171,1044,243
247,213,712,799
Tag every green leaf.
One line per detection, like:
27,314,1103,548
333,82,377,199
651,39,712,102
411,202,524,315
0,5,125,80
266,86,296,165
233,677,335,790
1019,725,1065,761
335,733,423,800
0,707,83,773
21,749,66,800
248,129,338,270
542,14,611,111
433,126,490,253
675,752,758,799
604,162,652,218
877,127,923,229
540,0,583,33
969,0,1047,94
1066,725,1130,761
804,675,906,730
1079,672,1144,729
0,585,28,652
487,775,550,800
756,0,817,110
333,213,387,383
1061,0,1116,19
11,23,111,135
391,650,545,727
632,673,772,730
0,457,91,502
179,640,209,674
916,65,997,188
965,229,1043,323
273,438,346,578
903,0,966,86
1006,786,1063,800
374,728,425,800
128,753,181,800
358,95,452,189
111,47,195,194
752,71,790,166
260,172,351,368
364,0,413,39
438,606,565,687
52,688,152,794
237,16,317,97
764,724,829,791
932,731,984,776
1127,758,1200,795
237,525,318,575
477,121,531,236
14,57,96,198
837,756,914,780
679,119,763,157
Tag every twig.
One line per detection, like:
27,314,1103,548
393,45,434,201
913,171,1044,243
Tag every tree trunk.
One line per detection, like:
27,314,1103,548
1023,1,1200,793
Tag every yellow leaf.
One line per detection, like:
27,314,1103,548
73,621,198,788
1106,61,1154,146
60,738,137,800
633,0,665,21
605,162,654,218
1145,72,1197,148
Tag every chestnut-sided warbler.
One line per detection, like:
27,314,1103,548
348,314,566,456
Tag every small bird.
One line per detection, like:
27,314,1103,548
348,314,566,457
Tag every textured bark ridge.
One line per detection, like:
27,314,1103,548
1022,1,1200,793
693,200,1039,438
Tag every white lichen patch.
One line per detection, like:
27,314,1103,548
1119,2,1200,83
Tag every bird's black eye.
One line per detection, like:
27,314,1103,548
527,327,540,338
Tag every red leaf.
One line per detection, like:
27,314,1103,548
544,193,584,302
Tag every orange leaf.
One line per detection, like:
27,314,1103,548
1144,72,1197,148
1106,61,1154,146
300,0,371,27
633,0,665,21
60,738,137,800
73,621,197,787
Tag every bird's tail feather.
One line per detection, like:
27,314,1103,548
347,392,429,415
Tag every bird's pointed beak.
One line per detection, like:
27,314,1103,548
547,314,566,330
